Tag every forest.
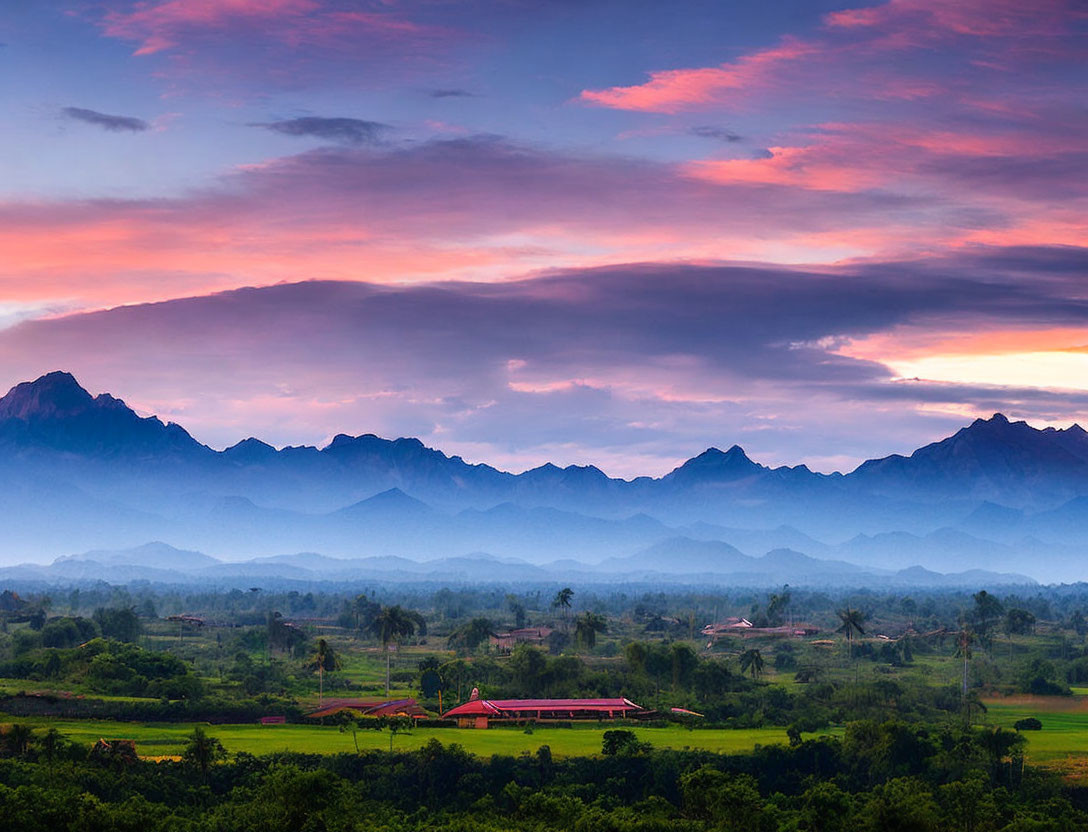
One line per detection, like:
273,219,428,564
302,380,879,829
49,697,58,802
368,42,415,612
3,580,1088,830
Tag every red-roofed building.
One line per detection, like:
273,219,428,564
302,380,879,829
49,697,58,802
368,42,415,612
307,697,428,720
443,694,647,728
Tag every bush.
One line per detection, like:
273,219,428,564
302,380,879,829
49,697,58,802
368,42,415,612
41,617,98,649
601,729,651,756
1014,717,1043,731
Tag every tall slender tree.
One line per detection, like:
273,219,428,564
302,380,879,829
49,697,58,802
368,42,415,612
182,726,226,781
837,608,867,685
350,594,380,640
308,638,342,706
1003,608,1035,659
369,605,418,696
767,587,792,627
574,612,607,649
1,723,34,757
956,625,976,700
552,587,574,631
38,727,64,767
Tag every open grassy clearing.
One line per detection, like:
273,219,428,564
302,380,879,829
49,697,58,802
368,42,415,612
2,716,839,759
984,696,1088,763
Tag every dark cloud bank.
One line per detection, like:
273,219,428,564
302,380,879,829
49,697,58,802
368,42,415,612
61,107,148,132
252,117,391,145
1,245,1087,469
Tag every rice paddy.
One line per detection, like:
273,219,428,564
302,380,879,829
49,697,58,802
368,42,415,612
3,716,837,759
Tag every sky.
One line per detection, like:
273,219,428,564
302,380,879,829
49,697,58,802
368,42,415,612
0,0,1086,477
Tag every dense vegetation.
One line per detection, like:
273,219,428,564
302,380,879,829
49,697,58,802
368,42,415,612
4,580,1088,828
1,720,1085,831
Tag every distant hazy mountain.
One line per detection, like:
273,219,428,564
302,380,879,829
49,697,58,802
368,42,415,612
1,371,1088,582
55,541,218,571
0,541,1034,590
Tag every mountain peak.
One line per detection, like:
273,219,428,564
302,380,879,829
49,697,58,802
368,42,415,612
694,445,752,463
696,445,754,465
664,443,764,485
223,437,278,462
0,370,206,458
335,487,436,517
0,371,93,420
965,412,1015,432
966,411,1014,424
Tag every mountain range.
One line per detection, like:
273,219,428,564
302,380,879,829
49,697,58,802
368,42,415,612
1,371,1087,583
0,541,1033,590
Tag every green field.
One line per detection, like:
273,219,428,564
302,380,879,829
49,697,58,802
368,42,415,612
984,697,1088,763
11,704,1088,764
3,717,837,759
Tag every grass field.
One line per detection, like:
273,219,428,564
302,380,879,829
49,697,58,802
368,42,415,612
984,696,1088,764
2,717,838,759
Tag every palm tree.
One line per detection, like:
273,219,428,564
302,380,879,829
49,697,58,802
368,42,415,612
836,608,866,683
182,726,226,780
739,648,764,680
836,608,866,654
767,587,792,627
1,723,34,757
308,638,342,706
574,612,607,649
978,727,1025,784
369,605,418,695
963,690,988,726
972,590,1004,634
351,595,379,639
38,727,64,766
552,587,574,631
1003,608,1035,659
956,625,975,699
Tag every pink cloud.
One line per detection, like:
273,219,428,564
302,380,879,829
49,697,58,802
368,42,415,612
580,37,816,113
581,0,1085,114
0,137,962,310
1,110,1083,313
825,0,1085,39
102,0,322,55
91,0,454,91
685,145,885,192
685,118,1088,197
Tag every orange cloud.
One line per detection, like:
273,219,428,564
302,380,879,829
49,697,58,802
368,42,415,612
842,327,1088,365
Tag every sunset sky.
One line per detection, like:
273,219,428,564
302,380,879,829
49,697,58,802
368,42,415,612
1,0,1086,476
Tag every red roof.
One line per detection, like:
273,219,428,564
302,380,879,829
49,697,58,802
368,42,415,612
443,699,502,716
308,697,427,719
444,697,641,718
